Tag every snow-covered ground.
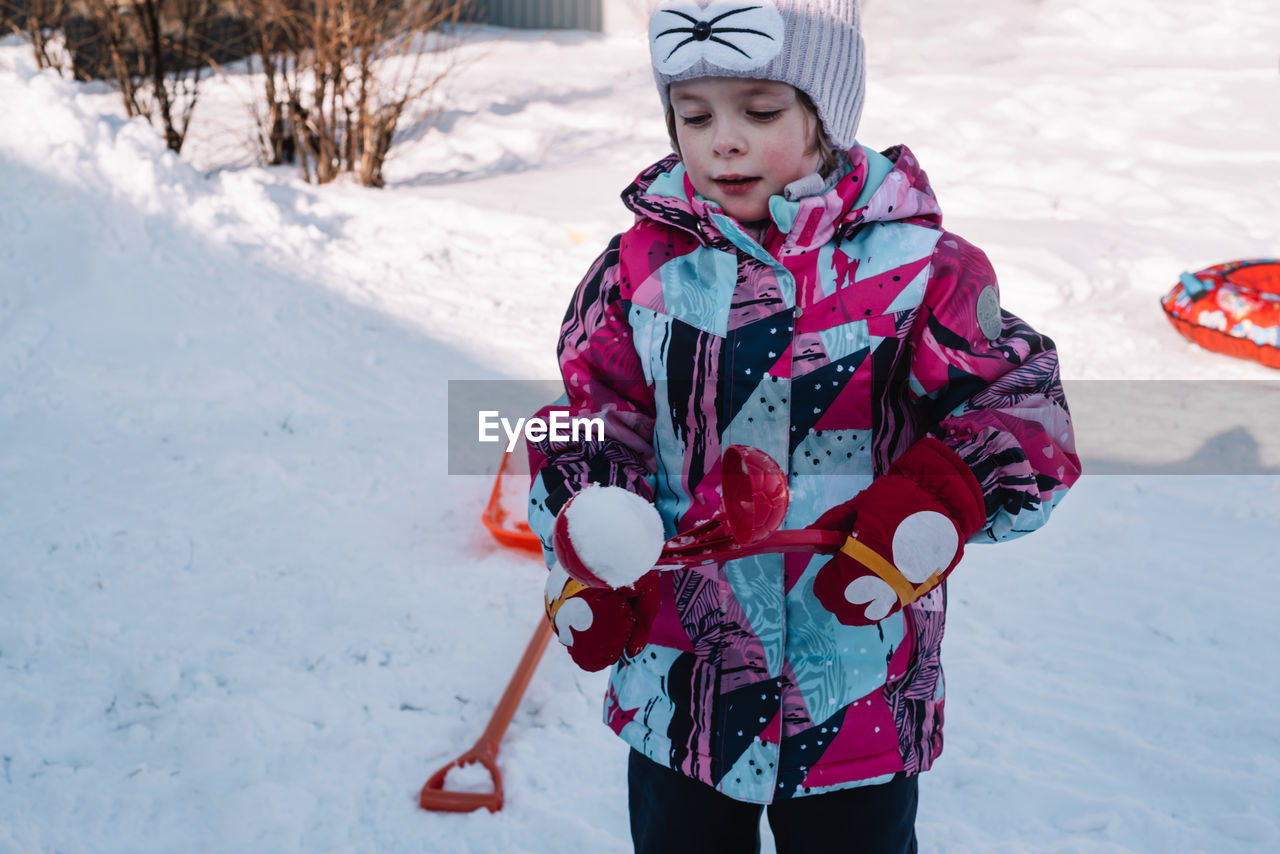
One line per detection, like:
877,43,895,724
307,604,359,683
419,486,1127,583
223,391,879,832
2,0,1279,851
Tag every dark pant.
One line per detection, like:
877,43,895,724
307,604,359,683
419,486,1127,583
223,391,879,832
628,750,918,854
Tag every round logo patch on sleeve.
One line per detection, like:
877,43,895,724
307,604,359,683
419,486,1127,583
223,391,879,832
976,285,1002,341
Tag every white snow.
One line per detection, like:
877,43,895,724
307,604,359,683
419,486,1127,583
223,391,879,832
563,486,666,589
443,761,497,796
1,1,1279,852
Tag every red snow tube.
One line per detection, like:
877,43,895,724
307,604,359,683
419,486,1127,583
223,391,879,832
1161,259,1280,369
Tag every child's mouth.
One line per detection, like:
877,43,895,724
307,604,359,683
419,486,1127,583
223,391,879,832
713,175,760,196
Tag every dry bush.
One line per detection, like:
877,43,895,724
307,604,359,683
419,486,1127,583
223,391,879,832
5,0,223,153
81,0,221,153
1,0,75,74
235,0,473,187
6,0,472,181
235,0,299,166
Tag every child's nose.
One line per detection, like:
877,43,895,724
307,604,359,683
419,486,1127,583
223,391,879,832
712,120,747,157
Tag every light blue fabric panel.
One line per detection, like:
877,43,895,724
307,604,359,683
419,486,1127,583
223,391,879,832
725,553,786,678
816,243,840,299
800,771,897,799
853,144,895,209
785,430,874,528
722,374,791,461
718,732,782,804
658,247,737,336
527,475,556,564
840,223,941,285
818,318,871,364
907,369,928,400
609,645,684,754
781,427,896,720
987,485,1068,543
785,566,906,722
768,195,802,234
646,163,688,200
721,372,790,680
708,213,798,310
628,305,661,386
884,263,932,314
653,435,691,539
711,213,788,274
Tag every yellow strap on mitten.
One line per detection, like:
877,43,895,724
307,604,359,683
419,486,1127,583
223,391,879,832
839,536,941,606
546,578,589,621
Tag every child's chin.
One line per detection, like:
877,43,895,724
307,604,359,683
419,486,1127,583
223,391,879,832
720,200,769,224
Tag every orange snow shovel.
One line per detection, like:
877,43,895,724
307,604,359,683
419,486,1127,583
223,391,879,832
419,619,552,812
480,451,543,556
420,452,549,813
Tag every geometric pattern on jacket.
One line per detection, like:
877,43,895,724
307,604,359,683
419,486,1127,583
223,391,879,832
528,144,1081,803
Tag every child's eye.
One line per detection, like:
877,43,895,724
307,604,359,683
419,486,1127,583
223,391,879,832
748,110,783,122
680,114,710,127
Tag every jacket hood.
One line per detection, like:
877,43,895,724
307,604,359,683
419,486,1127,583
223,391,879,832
621,144,943,246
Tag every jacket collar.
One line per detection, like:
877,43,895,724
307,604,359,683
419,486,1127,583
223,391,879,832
621,144,943,253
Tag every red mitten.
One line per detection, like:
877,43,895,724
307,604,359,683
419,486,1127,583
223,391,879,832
812,437,986,625
543,563,661,672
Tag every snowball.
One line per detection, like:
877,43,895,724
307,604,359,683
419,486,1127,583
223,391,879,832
565,486,665,588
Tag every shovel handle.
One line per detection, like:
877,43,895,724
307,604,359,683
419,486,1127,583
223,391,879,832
480,619,553,746
656,528,846,568
419,619,553,813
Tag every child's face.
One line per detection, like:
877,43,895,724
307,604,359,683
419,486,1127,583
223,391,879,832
670,77,822,224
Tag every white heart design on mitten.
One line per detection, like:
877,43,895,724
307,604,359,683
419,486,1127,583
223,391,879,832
891,511,959,585
554,597,594,646
844,575,897,622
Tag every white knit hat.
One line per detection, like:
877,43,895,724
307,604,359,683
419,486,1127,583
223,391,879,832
649,0,865,150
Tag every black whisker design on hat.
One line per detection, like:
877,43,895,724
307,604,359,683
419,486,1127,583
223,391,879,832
659,10,700,25
709,6,764,25
708,36,754,59
657,6,775,62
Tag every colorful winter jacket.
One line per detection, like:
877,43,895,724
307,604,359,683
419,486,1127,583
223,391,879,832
528,144,1080,804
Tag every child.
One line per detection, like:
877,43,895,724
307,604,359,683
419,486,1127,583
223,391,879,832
527,2,1080,851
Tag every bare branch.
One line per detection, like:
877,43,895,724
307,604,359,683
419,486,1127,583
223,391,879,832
233,0,474,186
